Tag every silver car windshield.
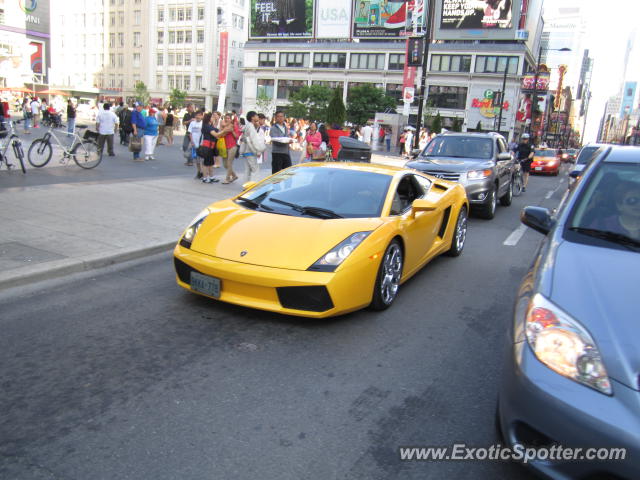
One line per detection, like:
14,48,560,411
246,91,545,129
568,163,640,248
424,137,494,160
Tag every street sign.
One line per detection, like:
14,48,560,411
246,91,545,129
403,87,415,103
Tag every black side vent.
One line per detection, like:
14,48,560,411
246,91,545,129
432,183,448,192
276,286,334,312
174,257,199,284
437,206,452,238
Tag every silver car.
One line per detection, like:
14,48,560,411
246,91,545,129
497,145,640,479
407,132,515,219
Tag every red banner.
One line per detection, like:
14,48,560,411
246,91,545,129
218,31,229,85
402,38,417,90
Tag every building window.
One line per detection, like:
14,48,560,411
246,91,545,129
177,8,184,21
388,53,404,71
168,53,175,66
232,80,238,91
198,7,205,21
430,55,472,73
110,12,115,26
197,30,204,43
257,79,274,98
119,11,124,26
386,83,403,103
184,76,191,90
230,59,235,66
258,52,276,67
0,8,6,24
158,31,164,44
350,53,385,70
118,32,124,47
279,53,309,68
427,85,468,109
176,53,183,66
185,8,192,21
158,8,164,22
118,53,124,67
196,76,203,90
238,60,243,67
169,8,176,21
134,10,141,26
277,79,306,99
169,75,175,88
313,53,346,69
177,30,184,43
474,56,519,74
157,75,163,89
185,30,192,43
184,54,191,66
232,14,244,29
196,53,203,66
157,53,163,66
133,53,141,68
312,80,344,89
169,31,176,43
133,32,141,47
110,53,116,67
109,33,115,48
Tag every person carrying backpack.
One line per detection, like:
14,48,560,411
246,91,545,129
119,104,133,146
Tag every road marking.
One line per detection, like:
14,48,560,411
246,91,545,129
503,224,528,246
545,190,554,199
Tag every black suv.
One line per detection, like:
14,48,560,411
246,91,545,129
406,132,516,219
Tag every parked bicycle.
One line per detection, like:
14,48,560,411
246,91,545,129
28,123,102,169
0,120,26,174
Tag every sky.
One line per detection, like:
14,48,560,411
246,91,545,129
572,0,640,142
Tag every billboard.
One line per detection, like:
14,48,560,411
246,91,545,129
440,0,513,29
250,0,314,39
521,72,551,92
316,0,352,38
353,0,415,38
620,81,637,119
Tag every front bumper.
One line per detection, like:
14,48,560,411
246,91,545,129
531,163,560,174
498,340,640,479
463,178,495,205
173,243,379,318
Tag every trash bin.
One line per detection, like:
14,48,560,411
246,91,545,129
336,136,371,163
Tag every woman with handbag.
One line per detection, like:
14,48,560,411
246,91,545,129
221,112,241,184
304,122,322,162
199,112,230,183
143,113,159,160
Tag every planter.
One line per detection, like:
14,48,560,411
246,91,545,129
327,129,350,159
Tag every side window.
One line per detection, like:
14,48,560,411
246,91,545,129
497,139,506,154
414,175,432,197
390,176,424,215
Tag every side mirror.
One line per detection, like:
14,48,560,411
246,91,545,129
242,181,257,191
497,152,512,161
412,148,422,157
568,170,581,179
521,206,554,235
411,198,437,215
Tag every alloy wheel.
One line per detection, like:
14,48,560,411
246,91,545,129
380,243,403,305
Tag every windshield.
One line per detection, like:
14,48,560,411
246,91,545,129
237,166,392,218
423,136,493,160
535,150,557,157
576,146,600,165
567,163,640,250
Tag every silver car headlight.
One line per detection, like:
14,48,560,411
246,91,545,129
308,232,371,272
525,294,612,395
467,169,492,180
179,208,210,249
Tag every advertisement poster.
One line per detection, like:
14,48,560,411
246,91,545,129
250,0,314,38
440,0,513,30
521,72,551,92
316,0,352,38
218,32,229,84
353,0,414,38
619,81,637,118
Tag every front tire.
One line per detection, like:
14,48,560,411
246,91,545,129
370,240,403,311
72,141,102,169
12,139,26,174
500,180,513,206
445,206,467,257
27,139,52,167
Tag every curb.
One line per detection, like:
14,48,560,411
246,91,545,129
0,241,176,292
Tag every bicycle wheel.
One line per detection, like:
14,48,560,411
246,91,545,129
71,140,102,169
11,138,26,174
28,138,53,167
512,171,523,197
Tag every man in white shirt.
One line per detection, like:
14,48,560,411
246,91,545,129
240,111,267,182
187,110,204,179
362,122,373,145
30,97,41,128
95,103,119,156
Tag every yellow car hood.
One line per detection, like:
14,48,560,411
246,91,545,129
190,201,384,271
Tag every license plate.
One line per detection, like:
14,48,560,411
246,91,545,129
535,167,543,171
190,272,221,298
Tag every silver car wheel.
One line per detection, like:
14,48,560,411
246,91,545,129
380,244,403,305
455,209,467,252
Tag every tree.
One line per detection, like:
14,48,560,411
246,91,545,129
169,88,187,109
475,121,482,132
431,113,443,134
134,81,150,106
346,85,396,126
255,90,275,118
452,118,463,132
286,84,333,122
326,88,346,129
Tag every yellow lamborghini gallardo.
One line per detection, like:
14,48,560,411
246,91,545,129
174,162,468,318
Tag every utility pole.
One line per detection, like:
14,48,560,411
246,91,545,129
413,0,434,150
496,66,508,135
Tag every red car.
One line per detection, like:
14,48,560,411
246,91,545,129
531,149,560,175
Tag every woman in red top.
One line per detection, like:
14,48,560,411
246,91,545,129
304,122,322,162
221,112,241,184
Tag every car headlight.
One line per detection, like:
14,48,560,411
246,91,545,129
308,232,371,272
467,169,492,180
179,208,210,249
525,294,612,395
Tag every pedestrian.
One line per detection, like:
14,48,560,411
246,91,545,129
188,110,205,178
66,99,76,138
163,107,174,145
362,122,373,145
384,127,392,152
398,130,406,155
199,112,228,183
30,96,40,128
517,133,534,192
269,110,292,174
212,111,223,167
182,104,196,165
240,111,267,182
319,123,330,160
118,103,133,145
130,103,146,162
257,113,268,165
143,112,159,160
95,103,119,157
303,121,322,162
221,112,241,183
404,129,413,158
155,105,166,145
22,97,31,133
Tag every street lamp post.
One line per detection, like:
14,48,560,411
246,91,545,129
413,0,434,150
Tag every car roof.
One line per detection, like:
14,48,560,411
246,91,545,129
602,146,640,164
439,131,503,139
301,161,408,176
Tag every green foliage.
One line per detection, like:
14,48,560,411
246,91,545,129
326,88,346,128
452,118,463,132
169,88,187,109
256,90,275,118
346,85,396,126
286,84,333,122
134,81,150,106
431,113,443,134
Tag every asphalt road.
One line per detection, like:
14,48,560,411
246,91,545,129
0,171,569,480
